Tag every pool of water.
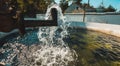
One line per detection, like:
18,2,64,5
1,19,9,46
0,27,120,66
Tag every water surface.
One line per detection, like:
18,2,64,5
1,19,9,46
0,28,120,66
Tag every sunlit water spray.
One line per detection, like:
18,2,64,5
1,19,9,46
34,4,77,66
0,4,77,66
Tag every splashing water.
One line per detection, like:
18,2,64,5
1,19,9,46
0,4,77,66
34,4,77,66
38,4,70,45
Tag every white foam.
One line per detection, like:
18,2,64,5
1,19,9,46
32,45,76,66
36,4,77,66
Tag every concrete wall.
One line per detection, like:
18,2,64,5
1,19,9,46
65,13,120,37
65,13,120,25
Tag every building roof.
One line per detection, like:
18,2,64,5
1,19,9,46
65,3,84,13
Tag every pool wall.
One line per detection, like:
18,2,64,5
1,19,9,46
65,13,120,37
65,13,120,25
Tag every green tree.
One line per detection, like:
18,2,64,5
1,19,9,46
105,5,116,12
17,0,54,14
60,0,69,13
33,0,54,13
76,0,82,5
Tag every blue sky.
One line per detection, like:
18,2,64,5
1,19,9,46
55,0,120,11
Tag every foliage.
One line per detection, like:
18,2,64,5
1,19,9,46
60,0,69,13
60,0,83,13
76,0,82,5
105,5,116,12
17,0,53,13
0,0,117,14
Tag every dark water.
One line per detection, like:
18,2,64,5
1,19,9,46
67,28,120,66
0,28,120,66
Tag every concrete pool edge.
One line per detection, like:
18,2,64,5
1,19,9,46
0,29,19,39
69,22,120,37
